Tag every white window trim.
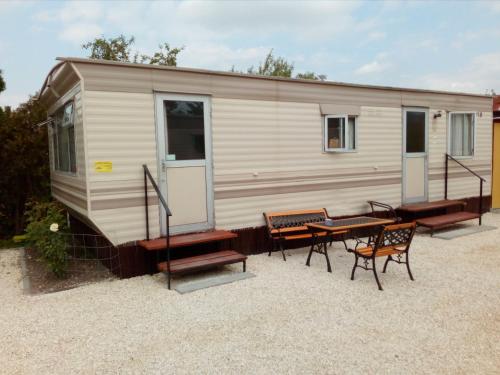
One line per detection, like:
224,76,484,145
323,114,357,153
447,111,476,159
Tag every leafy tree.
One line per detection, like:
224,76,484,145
83,35,184,66
82,34,135,62
0,96,50,236
139,43,184,66
0,69,5,93
247,49,294,78
241,49,327,80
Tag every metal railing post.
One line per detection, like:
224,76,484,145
479,179,483,226
144,168,150,240
444,154,448,200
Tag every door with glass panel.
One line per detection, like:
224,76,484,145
155,94,213,234
402,108,428,203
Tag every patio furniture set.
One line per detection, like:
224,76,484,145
264,201,417,291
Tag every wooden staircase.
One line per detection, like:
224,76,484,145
398,199,480,235
138,230,247,289
141,165,247,290
396,154,487,235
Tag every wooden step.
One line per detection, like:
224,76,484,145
157,250,247,274
398,199,466,213
138,230,237,251
416,211,480,229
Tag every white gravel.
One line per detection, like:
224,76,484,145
1,213,500,374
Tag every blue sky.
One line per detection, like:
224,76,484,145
1,0,500,107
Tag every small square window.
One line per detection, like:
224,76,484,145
324,115,357,152
449,112,474,157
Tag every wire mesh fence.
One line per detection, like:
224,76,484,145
61,232,121,278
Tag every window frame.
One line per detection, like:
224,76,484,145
323,114,358,153
447,111,476,159
51,99,77,175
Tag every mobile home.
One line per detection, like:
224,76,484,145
38,58,493,275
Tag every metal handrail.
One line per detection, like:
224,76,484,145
445,154,486,182
143,164,173,287
444,154,485,225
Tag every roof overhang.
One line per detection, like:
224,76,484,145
38,61,81,108
56,56,492,99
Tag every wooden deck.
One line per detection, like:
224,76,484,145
398,199,466,213
157,250,247,274
416,212,481,229
138,230,238,251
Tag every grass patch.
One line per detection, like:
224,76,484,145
0,238,20,249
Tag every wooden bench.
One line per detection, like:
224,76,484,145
263,208,346,261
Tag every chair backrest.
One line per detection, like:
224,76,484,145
367,200,402,223
374,222,416,253
264,209,328,232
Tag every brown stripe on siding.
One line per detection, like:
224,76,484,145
91,196,159,210
215,177,401,200
90,186,158,195
52,186,88,210
215,169,401,187
428,163,491,171
429,170,491,181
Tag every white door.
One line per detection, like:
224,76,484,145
155,94,214,234
402,107,428,203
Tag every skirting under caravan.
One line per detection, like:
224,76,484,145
38,57,493,276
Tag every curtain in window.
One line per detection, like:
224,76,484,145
451,113,473,157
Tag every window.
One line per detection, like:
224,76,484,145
165,100,205,160
405,111,426,153
324,115,357,152
449,112,475,157
52,101,76,173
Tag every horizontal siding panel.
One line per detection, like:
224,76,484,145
215,184,402,229
73,62,492,111
85,90,159,246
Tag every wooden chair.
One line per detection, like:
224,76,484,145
350,222,416,291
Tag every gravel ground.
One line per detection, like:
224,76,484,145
1,214,499,375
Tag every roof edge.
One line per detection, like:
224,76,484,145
57,56,492,99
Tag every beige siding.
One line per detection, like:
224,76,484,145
211,99,403,228
428,111,492,201
49,85,88,215
84,90,160,245
72,62,492,112
40,60,493,246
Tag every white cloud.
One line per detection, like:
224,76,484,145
417,52,500,94
34,1,105,44
172,0,362,39
59,23,103,44
355,61,388,75
367,31,386,41
179,44,271,71
355,52,391,75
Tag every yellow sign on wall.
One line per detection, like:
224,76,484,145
95,161,113,172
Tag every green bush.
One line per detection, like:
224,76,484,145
25,201,68,277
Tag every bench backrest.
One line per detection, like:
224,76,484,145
264,209,328,235
374,222,416,254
